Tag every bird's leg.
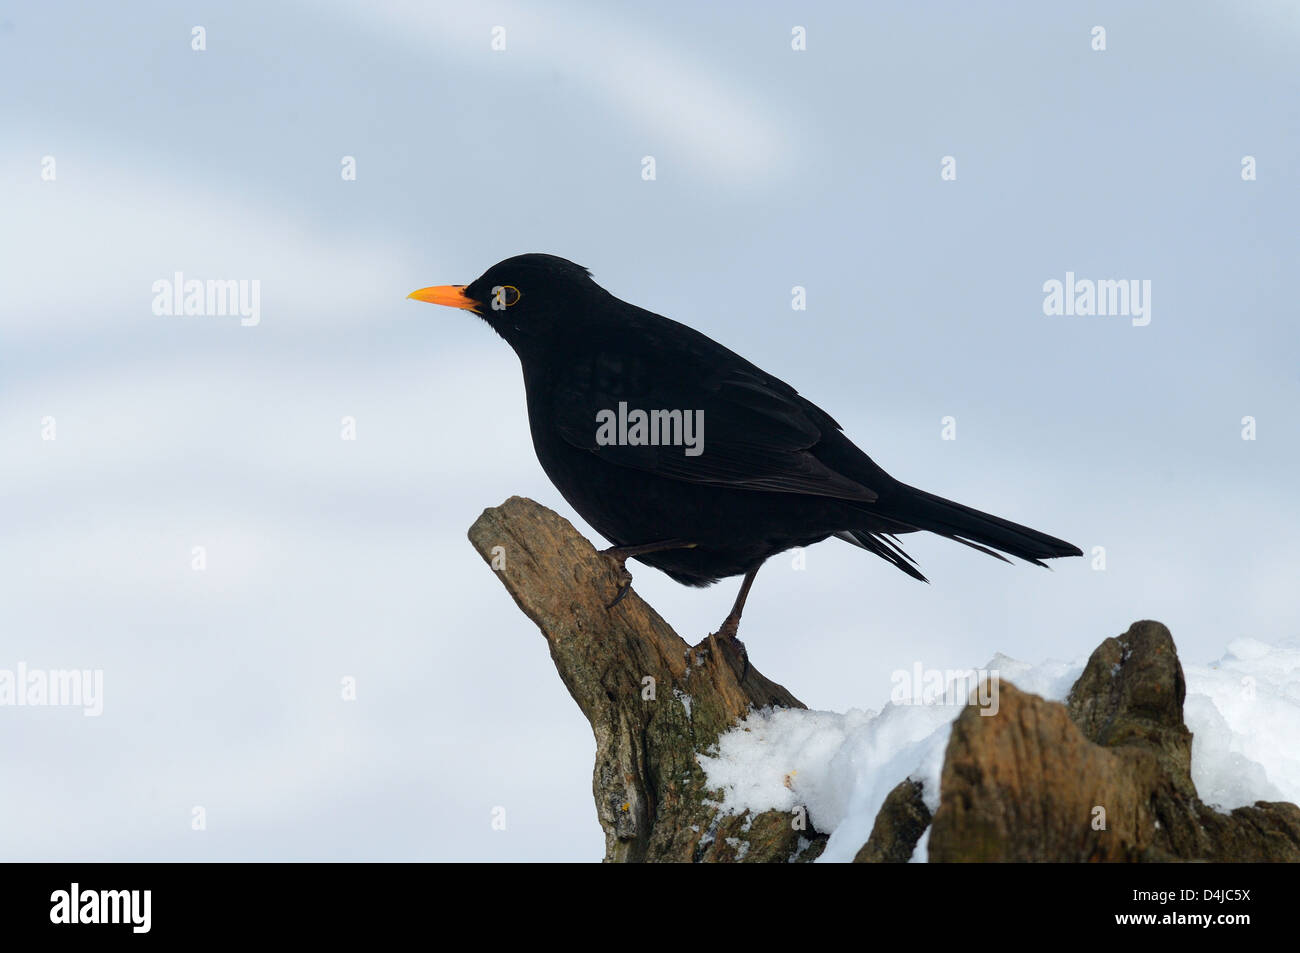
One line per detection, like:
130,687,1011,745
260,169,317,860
715,564,760,639
600,539,697,610
709,564,761,681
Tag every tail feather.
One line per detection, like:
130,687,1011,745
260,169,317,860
850,484,1081,579
836,530,930,582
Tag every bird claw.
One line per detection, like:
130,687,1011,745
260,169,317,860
708,624,749,683
600,549,634,610
606,573,633,610
599,539,696,611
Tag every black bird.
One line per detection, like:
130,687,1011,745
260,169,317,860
410,254,1081,645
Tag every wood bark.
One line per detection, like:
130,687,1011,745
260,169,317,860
469,499,1300,863
467,495,822,862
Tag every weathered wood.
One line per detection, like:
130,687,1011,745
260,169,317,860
468,500,1300,863
467,496,821,862
928,622,1300,862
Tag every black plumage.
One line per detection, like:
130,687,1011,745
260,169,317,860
410,254,1081,637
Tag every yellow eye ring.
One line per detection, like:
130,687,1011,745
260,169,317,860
492,285,522,308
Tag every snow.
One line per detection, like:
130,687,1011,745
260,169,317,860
697,638,1300,862
673,689,693,720
1184,638,1300,808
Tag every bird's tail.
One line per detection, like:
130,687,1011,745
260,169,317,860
838,484,1082,579
881,484,1082,568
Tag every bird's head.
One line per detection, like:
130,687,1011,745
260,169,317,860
408,253,602,348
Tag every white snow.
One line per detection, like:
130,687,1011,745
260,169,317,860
697,638,1300,862
673,689,694,720
1184,638,1300,808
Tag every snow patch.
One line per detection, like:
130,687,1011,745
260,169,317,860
698,639,1300,862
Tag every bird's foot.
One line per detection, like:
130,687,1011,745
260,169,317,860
599,540,696,611
708,615,749,683
604,560,634,610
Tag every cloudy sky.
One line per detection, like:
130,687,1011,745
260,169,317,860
2,0,1297,860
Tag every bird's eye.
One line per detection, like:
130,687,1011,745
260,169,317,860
491,285,522,310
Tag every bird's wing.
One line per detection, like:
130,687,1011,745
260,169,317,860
551,350,879,502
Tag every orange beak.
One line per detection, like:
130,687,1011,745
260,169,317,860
406,284,481,311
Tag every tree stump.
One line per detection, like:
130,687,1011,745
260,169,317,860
469,498,1300,863
467,496,821,862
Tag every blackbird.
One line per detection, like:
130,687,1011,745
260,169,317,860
410,253,1081,645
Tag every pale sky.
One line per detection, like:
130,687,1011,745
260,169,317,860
2,0,1297,860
